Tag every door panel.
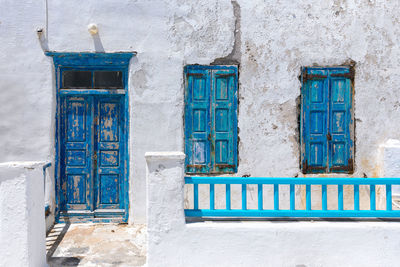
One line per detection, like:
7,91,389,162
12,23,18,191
60,96,93,211
94,96,124,210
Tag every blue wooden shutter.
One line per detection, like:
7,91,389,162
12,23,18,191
185,65,238,174
185,67,211,173
212,68,238,173
328,69,354,172
302,68,329,173
302,67,354,173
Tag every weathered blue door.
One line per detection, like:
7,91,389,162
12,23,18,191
60,95,126,217
48,52,133,223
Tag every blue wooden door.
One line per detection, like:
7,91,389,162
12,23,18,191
60,95,125,215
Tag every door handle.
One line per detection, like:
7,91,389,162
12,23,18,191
207,134,211,141
93,153,98,168
326,132,332,141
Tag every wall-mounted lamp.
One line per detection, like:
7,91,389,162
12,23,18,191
36,27,44,38
88,23,98,35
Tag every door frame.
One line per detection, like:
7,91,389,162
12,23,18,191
47,52,135,223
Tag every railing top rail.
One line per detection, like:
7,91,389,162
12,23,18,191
185,177,400,185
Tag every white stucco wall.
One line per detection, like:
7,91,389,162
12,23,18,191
146,152,400,267
380,139,400,196
0,162,47,267
2,0,400,224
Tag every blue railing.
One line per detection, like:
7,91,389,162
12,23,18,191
184,177,400,218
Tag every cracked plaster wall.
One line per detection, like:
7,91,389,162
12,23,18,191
1,0,400,223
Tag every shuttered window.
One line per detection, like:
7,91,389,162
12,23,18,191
301,67,354,174
184,65,238,174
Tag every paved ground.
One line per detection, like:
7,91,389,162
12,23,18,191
46,223,146,267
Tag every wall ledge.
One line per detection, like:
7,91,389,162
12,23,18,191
145,151,185,161
0,161,49,169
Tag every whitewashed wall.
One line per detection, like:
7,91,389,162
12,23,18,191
0,162,47,267
2,0,400,223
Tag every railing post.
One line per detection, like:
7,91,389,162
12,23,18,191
386,184,392,211
210,184,215,210
306,185,311,211
354,185,360,211
194,184,199,210
226,184,231,210
242,184,247,210
338,185,344,211
322,185,327,211
290,184,295,211
274,184,279,210
370,185,376,211
258,184,263,210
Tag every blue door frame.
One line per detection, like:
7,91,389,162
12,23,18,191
47,52,135,223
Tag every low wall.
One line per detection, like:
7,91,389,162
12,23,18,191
0,162,47,267
146,152,400,267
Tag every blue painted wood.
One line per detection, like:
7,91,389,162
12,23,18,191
306,185,311,211
242,184,247,210
301,67,353,173
290,184,295,211
48,52,133,223
370,185,376,211
94,96,125,210
185,68,211,174
185,177,400,185
226,184,231,210
210,184,215,210
322,185,327,211
60,89,126,95
60,96,126,214
185,177,400,218
338,184,344,210
60,96,93,211
258,184,263,210
185,210,400,218
45,52,135,67
274,184,279,210
184,65,238,174
386,184,392,211
354,185,360,211
213,68,238,174
194,184,199,210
